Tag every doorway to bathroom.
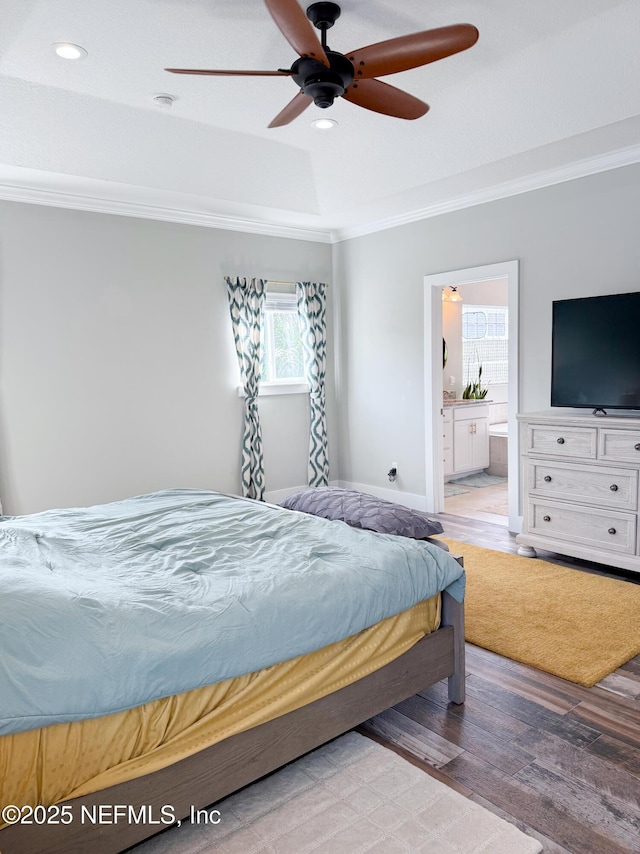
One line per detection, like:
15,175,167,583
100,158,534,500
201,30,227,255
423,261,520,533
443,280,509,525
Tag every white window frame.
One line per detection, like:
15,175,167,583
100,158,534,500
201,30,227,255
237,290,309,397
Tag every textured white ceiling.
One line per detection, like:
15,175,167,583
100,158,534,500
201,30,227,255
1,0,639,240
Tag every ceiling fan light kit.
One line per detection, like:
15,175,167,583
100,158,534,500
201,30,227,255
165,0,478,128
290,50,354,109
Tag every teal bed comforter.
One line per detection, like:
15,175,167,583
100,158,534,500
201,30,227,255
0,489,464,736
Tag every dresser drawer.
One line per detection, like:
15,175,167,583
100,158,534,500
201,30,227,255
527,425,597,459
598,428,640,464
528,460,638,511
528,500,636,554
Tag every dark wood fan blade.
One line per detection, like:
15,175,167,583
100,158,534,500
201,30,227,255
264,0,329,66
346,24,479,79
268,91,313,127
343,78,429,119
165,68,293,76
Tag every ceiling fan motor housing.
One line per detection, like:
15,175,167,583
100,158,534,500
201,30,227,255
292,51,354,108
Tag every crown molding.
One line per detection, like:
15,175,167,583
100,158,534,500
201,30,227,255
0,170,333,244
331,143,640,242
1,143,639,245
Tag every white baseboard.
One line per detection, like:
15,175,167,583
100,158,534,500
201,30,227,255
263,482,343,505
265,480,430,514
333,480,430,513
264,485,306,505
266,480,522,534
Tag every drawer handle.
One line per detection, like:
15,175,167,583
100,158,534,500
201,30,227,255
636,443,640,451
557,437,565,445
543,515,551,522
543,475,552,483
610,484,619,492
608,527,617,535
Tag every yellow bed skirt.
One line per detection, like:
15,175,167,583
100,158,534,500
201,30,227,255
0,596,439,821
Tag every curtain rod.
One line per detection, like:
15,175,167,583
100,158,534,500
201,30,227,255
266,279,329,287
226,277,329,287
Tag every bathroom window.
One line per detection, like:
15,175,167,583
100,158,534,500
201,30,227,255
462,305,508,385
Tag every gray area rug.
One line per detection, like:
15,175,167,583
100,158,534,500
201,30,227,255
444,483,470,497
451,472,507,489
133,732,542,853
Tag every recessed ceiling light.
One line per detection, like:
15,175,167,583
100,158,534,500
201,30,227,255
311,118,338,130
52,43,87,60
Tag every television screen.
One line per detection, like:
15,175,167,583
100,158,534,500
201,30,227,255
551,292,640,412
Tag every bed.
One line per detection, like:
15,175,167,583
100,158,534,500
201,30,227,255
0,488,465,854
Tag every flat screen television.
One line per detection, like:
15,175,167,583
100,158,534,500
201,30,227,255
551,291,640,413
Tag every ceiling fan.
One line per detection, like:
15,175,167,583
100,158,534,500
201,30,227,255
166,0,479,128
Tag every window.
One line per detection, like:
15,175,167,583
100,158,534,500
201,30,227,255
462,305,509,385
260,291,306,386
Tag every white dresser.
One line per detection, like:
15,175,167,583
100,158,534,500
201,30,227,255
516,410,640,574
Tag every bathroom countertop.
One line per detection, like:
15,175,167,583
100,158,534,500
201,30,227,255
443,399,493,407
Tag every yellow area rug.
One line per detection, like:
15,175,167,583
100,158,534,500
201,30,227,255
439,538,640,687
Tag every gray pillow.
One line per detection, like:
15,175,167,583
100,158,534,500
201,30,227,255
280,487,444,540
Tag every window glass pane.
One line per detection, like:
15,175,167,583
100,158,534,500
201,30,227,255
260,313,272,383
462,305,508,386
260,292,306,383
270,310,304,379
462,311,486,340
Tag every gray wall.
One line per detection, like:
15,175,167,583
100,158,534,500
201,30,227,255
2,164,639,514
0,202,333,514
332,163,640,498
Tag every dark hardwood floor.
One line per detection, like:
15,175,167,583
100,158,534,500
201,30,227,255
360,513,640,854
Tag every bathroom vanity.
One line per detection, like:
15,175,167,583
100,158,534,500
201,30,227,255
443,400,490,477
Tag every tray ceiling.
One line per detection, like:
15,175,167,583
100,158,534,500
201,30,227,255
1,0,638,241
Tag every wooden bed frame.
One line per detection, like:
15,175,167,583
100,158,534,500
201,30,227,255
0,591,464,854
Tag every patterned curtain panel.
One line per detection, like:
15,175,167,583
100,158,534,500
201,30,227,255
225,276,267,501
296,281,329,487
